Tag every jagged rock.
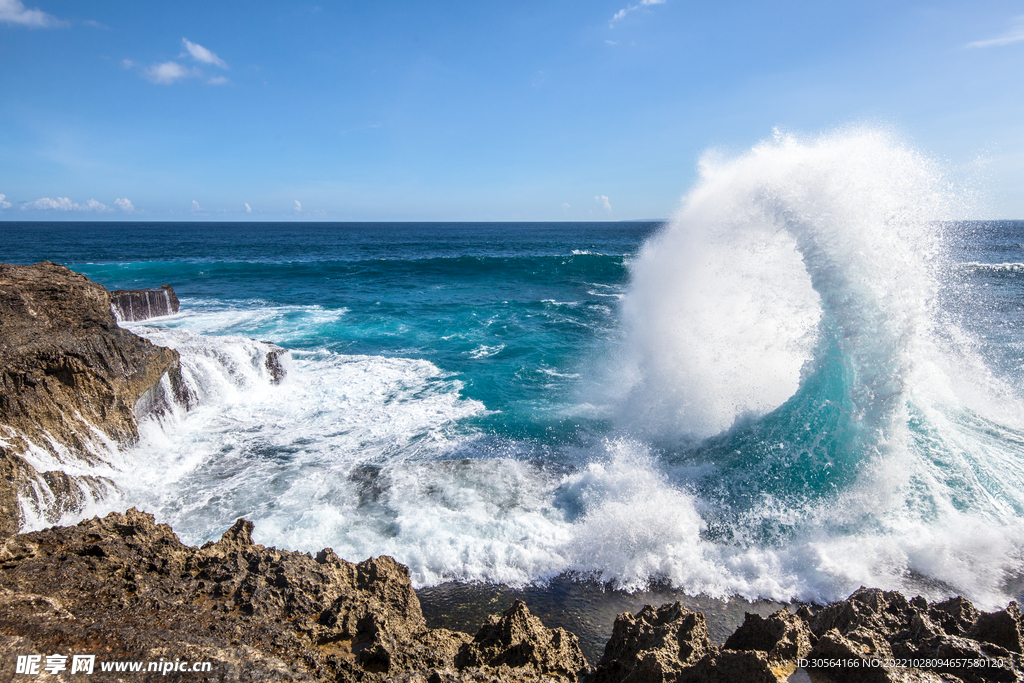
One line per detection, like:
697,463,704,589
110,285,180,321
810,587,919,640
0,509,477,682
587,602,714,683
930,597,981,637
0,262,180,535
968,603,1024,655
265,343,287,384
455,600,588,681
3,513,1024,683
681,649,779,683
806,627,897,682
722,608,813,666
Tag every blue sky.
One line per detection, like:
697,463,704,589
1,0,1023,220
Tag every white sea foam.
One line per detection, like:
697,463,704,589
594,128,1024,607
468,344,505,359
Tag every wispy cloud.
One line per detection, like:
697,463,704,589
146,61,199,84
0,0,66,27
595,195,612,213
22,197,111,212
0,194,11,209
610,0,665,26
131,38,229,85
182,38,228,69
244,203,252,213
966,17,1024,48
114,198,134,212
293,200,302,213
191,200,203,212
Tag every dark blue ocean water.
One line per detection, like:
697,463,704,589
2,222,654,446
4,138,1024,609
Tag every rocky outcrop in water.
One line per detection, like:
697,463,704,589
110,285,180,322
0,262,182,535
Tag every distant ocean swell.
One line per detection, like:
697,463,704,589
18,129,1024,610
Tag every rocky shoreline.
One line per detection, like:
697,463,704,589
1,262,1023,682
2,509,1023,682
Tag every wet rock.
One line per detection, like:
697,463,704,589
265,343,287,384
110,285,179,322
455,600,588,681
0,262,180,535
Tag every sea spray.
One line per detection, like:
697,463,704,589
610,128,1024,606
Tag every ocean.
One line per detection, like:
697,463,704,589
4,131,1024,621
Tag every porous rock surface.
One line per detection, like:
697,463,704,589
1,511,1023,682
0,509,585,682
0,262,183,535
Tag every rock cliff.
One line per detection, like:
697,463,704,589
0,262,183,536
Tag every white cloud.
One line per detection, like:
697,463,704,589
22,197,111,211
182,38,228,69
146,61,197,84
595,195,612,212
967,17,1024,48
562,202,571,212
0,0,65,27
114,197,134,212
293,200,302,212
80,199,110,212
0,194,10,209
191,200,203,212
609,0,665,25
207,75,229,86
244,203,252,213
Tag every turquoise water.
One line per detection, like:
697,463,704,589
4,132,1024,609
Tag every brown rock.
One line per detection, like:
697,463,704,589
929,596,981,637
587,602,714,683
810,587,918,640
0,262,180,534
455,599,588,681
968,603,1024,655
722,608,813,666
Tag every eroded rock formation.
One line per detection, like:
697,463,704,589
0,262,183,535
110,285,180,322
0,509,586,682
0,509,1022,682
